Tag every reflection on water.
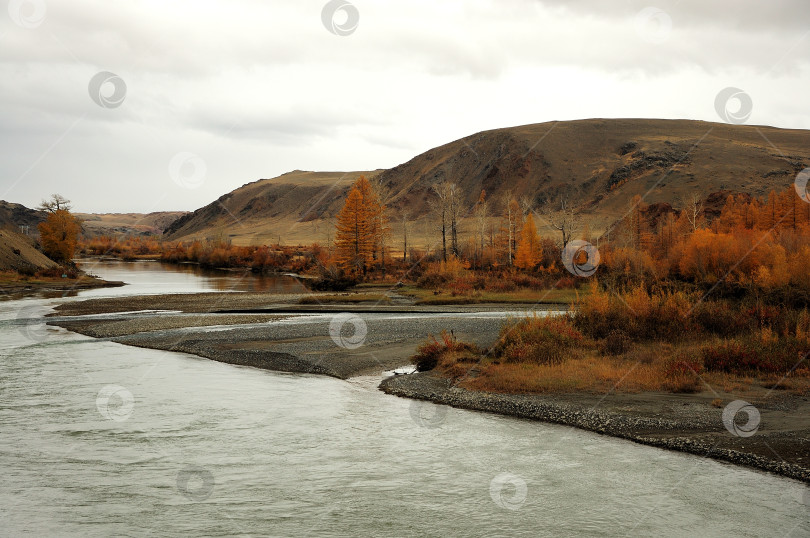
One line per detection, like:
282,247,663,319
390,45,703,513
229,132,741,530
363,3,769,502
1,259,307,301
75,258,307,298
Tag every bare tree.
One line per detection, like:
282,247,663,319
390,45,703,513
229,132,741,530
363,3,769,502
431,182,450,262
38,194,71,213
448,183,462,256
501,190,520,266
367,176,391,271
679,192,704,232
543,196,579,248
401,210,410,263
431,181,463,260
473,190,488,267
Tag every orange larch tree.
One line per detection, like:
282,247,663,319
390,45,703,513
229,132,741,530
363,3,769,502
515,212,542,270
334,176,386,275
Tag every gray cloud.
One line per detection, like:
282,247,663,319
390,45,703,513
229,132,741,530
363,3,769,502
0,0,808,212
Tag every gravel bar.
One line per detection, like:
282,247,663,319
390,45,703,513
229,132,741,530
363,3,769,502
381,373,810,484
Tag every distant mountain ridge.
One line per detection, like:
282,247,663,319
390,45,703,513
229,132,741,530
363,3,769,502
0,201,185,238
162,119,810,245
161,119,810,246
76,212,189,237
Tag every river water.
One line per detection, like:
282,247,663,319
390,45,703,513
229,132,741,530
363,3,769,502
1,261,808,537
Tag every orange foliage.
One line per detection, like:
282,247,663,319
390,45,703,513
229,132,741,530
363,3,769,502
38,209,80,262
334,175,388,274
514,213,542,270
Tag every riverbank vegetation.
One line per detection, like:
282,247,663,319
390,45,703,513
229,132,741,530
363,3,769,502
70,176,810,395
413,284,810,395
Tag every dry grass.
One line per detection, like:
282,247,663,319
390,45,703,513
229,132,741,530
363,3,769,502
407,286,584,305
463,357,666,394
415,281,810,396
421,329,810,396
298,293,391,305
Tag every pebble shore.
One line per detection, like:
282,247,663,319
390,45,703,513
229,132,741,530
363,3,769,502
381,373,810,484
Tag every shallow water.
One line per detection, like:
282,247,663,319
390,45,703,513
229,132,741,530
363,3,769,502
1,261,808,537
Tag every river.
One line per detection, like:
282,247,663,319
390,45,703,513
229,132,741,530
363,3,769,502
1,260,808,537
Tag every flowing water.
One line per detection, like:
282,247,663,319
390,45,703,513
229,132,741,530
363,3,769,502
1,261,808,537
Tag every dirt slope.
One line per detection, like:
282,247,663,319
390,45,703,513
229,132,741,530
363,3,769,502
0,228,57,271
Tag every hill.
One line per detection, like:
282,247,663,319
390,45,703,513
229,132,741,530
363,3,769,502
0,201,46,235
76,212,188,237
0,201,184,238
163,119,810,246
0,228,57,272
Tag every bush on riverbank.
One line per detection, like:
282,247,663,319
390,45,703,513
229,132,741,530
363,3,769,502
414,285,810,395
411,330,479,375
493,315,586,365
701,332,810,375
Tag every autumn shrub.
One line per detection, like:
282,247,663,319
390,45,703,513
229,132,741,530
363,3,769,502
493,315,585,365
691,300,752,337
81,236,162,257
411,330,479,372
510,273,547,289
600,329,632,355
573,286,682,341
602,247,658,285
573,286,761,343
701,335,810,374
556,276,577,289
484,278,517,293
36,266,78,279
796,309,810,342
417,256,468,288
447,278,474,296
662,351,704,378
662,374,703,393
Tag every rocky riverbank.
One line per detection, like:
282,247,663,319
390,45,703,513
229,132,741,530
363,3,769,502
381,373,810,484
47,293,522,378
0,273,124,297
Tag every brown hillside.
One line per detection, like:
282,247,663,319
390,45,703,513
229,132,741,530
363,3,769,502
0,201,46,234
163,119,810,247
76,211,188,237
0,228,58,272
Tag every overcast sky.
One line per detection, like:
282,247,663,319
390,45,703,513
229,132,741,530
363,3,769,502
1,0,809,213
